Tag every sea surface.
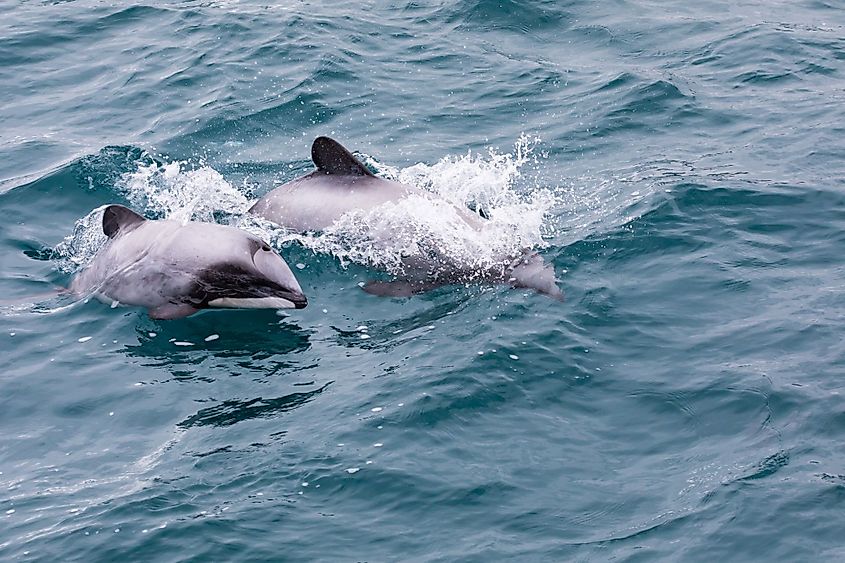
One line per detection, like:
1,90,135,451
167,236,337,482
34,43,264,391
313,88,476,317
2,0,845,560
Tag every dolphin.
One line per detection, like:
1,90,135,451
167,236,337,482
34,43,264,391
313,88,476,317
70,204,307,319
249,137,562,299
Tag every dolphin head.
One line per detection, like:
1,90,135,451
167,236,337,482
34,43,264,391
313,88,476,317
72,205,308,320
195,234,308,311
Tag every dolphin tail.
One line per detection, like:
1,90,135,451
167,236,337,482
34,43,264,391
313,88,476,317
507,252,564,301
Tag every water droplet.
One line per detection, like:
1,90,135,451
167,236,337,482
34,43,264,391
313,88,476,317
371,407,383,412
77,336,92,343
346,467,360,474
204,334,219,342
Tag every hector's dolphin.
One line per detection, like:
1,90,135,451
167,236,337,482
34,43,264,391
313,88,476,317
249,137,562,299
70,205,307,319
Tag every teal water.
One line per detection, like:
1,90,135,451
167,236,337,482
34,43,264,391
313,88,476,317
2,0,845,560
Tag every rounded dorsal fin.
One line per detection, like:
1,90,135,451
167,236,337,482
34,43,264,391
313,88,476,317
311,136,375,177
102,204,146,238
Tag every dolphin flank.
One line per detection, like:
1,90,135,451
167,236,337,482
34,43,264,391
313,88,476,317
249,137,562,299
70,205,307,319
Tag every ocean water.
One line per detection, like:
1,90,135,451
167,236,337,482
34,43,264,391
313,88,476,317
2,0,845,560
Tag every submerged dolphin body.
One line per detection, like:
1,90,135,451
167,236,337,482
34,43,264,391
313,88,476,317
70,205,307,319
249,137,562,299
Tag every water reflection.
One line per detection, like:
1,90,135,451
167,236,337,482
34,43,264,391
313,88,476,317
328,289,477,350
178,382,330,428
122,311,313,380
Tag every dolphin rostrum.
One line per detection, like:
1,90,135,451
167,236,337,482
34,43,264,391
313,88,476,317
249,137,562,299
70,205,307,319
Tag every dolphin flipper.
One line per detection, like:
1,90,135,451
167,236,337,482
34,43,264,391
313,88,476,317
311,137,375,177
362,279,446,297
148,303,199,320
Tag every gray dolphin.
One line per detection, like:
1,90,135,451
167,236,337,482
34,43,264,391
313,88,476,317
249,137,562,299
70,205,307,319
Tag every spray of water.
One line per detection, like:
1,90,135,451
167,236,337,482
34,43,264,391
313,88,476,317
118,161,252,222
53,205,109,274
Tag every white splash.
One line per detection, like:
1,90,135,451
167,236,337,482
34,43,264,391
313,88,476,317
53,205,109,274
117,161,251,222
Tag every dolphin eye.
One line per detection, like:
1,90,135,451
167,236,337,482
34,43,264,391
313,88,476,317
261,243,271,252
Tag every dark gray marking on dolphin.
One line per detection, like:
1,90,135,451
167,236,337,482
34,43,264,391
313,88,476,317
312,135,375,177
70,205,307,319
249,137,562,300
103,204,145,237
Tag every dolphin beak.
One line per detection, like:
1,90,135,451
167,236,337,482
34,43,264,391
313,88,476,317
252,246,308,309
282,289,308,309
